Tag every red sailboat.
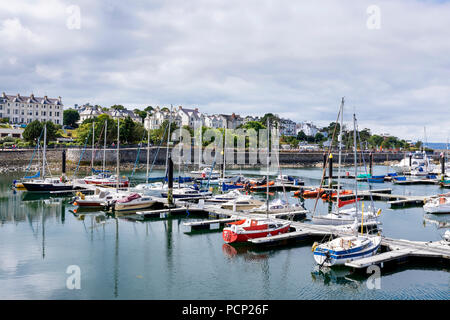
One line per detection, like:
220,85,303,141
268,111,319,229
222,218,291,244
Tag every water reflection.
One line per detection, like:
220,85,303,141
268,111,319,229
222,244,269,261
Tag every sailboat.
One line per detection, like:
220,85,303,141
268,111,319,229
312,100,381,226
312,230,382,267
22,125,77,192
80,121,129,187
312,112,382,267
222,119,291,243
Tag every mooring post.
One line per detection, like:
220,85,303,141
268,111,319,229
441,153,445,178
168,154,174,207
62,149,66,176
323,152,327,169
409,152,412,167
328,153,333,188
369,152,373,176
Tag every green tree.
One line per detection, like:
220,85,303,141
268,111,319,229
110,104,125,111
297,130,307,141
144,106,154,114
23,121,59,144
133,109,147,123
369,135,384,148
63,109,80,128
260,113,280,128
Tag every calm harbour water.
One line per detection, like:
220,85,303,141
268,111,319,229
0,166,448,300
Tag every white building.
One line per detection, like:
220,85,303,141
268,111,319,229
296,121,319,137
144,106,182,130
0,93,63,125
280,118,297,136
78,104,142,124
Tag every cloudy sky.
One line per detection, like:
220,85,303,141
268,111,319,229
1,0,449,141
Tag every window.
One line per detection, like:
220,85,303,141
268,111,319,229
49,112,52,116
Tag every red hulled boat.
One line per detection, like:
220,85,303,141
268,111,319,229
222,218,291,243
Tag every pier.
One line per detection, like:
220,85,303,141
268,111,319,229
122,199,450,272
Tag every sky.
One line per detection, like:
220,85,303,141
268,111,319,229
0,0,449,141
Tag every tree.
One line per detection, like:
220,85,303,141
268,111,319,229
110,104,125,111
144,106,154,114
314,132,325,143
369,135,384,148
133,109,147,123
297,130,307,141
260,113,280,128
23,121,59,144
63,109,80,128
23,121,43,143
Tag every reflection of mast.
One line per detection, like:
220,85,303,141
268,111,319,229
261,258,270,298
41,203,46,259
114,217,119,298
165,219,174,291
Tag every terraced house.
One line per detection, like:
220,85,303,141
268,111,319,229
0,92,63,125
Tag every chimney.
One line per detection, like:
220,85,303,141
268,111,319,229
30,93,34,99
2,92,5,98
178,106,182,110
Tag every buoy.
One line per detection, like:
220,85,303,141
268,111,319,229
311,242,318,252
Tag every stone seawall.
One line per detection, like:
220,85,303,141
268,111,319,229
0,147,406,172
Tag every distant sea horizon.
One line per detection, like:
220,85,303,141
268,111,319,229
424,142,448,150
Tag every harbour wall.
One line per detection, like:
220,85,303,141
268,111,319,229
0,147,405,169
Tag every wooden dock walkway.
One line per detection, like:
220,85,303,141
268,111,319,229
346,237,450,269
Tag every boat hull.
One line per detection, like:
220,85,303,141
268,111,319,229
223,225,290,243
22,182,75,192
114,201,156,212
313,237,381,266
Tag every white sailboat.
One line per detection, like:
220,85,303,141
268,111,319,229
423,194,450,214
312,100,381,226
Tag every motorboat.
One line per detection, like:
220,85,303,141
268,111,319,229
190,167,220,179
206,190,243,203
220,195,264,211
22,177,77,192
113,193,157,212
82,173,129,188
248,198,305,215
73,187,129,208
423,195,450,214
312,235,381,266
393,151,435,175
161,187,212,199
222,218,291,243
312,199,381,225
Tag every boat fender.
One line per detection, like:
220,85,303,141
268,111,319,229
376,208,382,216
312,242,318,252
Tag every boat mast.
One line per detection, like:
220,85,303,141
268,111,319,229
42,124,47,178
91,122,95,171
163,105,173,187
146,123,150,182
266,118,270,218
223,124,227,181
336,98,344,215
103,120,107,173
116,117,120,191
353,113,358,214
